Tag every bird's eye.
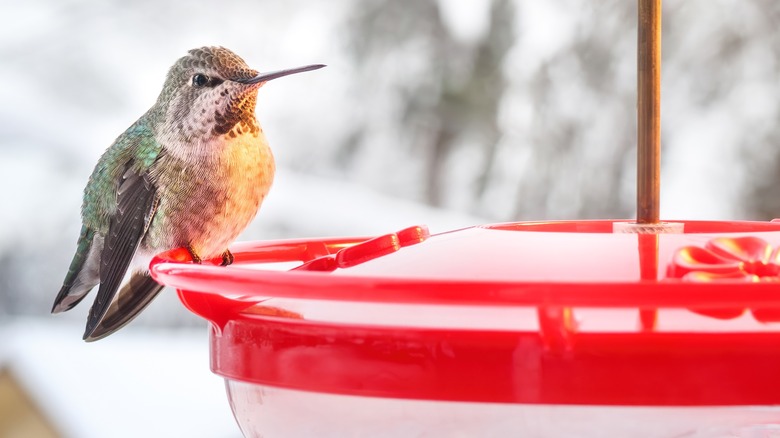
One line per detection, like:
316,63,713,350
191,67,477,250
192,74,209,87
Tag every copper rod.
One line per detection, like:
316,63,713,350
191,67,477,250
637,0,662,224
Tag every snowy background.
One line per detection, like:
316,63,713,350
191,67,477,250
3,0,780,436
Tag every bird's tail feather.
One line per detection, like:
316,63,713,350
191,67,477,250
52,228,102,314
83,272,165,342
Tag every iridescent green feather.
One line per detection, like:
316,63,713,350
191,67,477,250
81,119,162,232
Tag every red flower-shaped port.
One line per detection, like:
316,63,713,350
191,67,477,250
668,236,780,321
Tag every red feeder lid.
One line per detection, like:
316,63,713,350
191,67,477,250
150,220,780,406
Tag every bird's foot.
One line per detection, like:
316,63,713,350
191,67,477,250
186,244,202,264
220,249,234,266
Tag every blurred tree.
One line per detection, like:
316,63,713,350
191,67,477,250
345,0,780,221
345,0,640,219
512,1,636,219
346,0,514,209
729,4,780,219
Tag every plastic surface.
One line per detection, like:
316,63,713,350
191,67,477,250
150,220,780,406
226,382,780,438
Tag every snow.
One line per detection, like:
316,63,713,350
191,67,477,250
1,319,240,438
251,168,486,239
436,1,491,44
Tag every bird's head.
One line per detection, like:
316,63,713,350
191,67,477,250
155,46,324,143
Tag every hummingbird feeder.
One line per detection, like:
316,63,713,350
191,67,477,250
150,1,780,437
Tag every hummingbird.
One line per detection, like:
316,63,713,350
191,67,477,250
52,46,324,341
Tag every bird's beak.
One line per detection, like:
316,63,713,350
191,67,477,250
234,64,326,85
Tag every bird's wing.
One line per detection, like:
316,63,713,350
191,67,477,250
55,120,163,318
83,161,158,340
84,272,165,342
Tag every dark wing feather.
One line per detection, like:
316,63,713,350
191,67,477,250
84,272,165,342
83,163,157,340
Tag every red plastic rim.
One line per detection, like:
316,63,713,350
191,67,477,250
150,220,780,405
